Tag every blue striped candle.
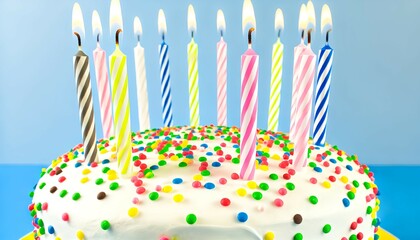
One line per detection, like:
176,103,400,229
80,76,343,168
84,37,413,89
313,4,334,146
158,10,173,127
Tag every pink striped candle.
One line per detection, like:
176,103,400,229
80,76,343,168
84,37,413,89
240,0,258,180
216,10,227,126
92,10,113,138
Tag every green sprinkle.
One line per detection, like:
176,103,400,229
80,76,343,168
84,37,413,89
350,234,357,240
36,203,42,211
366,206,373,214
347,191,355,200
322,224,331,233
178,162,188,167
363,182,371,189
259,183,269,191
337,156,344,162
252,191,263,200
232,157,240,164
286,182,295,191
145,172,154,178
96,178,104,185
38,219,44,227
149,192,159,201
72,192,81,201
352,180,360,188
309,196,318,205
101,220,111,230
109,182,119,190
39,182,46,189
40,172,46,178
39,227,45,235
29,191,34,198
102,167,110,174
198,156,207,162
60,163,67,169
133,155,139,161
30,209,36,217
269,173,279,180
158,160,167,166
308,162,316,168
294,232,303,240
59,190,68,198
186,213,197,224
201,170,211,176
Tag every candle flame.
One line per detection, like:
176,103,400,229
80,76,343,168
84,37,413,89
298,4,308,33
188,4,197,35
72,3,85,39
321,4,333,34
92,10,102,39
217,10,226,35
274,8,284,33
158,9,167,36
133,16,142,39
110,0,123,35
242,0,256,34
306,0,316,31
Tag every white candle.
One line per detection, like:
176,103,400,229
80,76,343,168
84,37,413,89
133,16,150,131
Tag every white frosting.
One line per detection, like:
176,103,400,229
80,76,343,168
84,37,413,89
30,126,379,240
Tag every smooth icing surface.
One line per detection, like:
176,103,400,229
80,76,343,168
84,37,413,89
29,126,380,240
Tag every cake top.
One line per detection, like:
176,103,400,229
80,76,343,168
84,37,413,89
29,125,379,240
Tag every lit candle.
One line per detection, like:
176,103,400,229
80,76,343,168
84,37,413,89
313,4,334,146
289,4,308,142
158,9,174,127
133,16,151,131
92,10,114,139
216,10,227,126
293,0,317,170
239,0,258,180
72,3,98,164
109,0,132,176
267,8,284,132
187,4,200,127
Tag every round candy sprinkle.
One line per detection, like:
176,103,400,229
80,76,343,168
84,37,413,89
247,181,258,189
192,181,202,188
273,198,284,207
294,232,303,240
149,192,159,201
97,192,106,200
59,190,68,198
269,173,278,180
309,196,318,205
343,198,351,207
136,187,146,194
286,182,295,191
38,219,44,227
323,224,331,233
72,192,81,201
236,188,247,197
237,212,248,222
62,213,69,221
128,207,139,218
48,225,55,234
172,178,183,184
99,220,110,230
39,227,45,235
264,231,275,240
252,191,263,200
109,182,119,190
204,182,215,190
293,214,303,224
95,178,104,185
173,194,184,202
219,178,227,184
76,230,84,239
347,191,355,200
50,186,58,193
186,213,197,224
259,183,269,191
220,198,231,207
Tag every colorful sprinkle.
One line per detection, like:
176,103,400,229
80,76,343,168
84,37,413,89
186,213,197,224
237,212,248,222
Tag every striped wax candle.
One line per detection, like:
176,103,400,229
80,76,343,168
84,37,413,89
313,4,334,146
187,4,200,127
216,10,227,126
158,9,174,127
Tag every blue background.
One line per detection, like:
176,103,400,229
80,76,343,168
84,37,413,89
1,0,420,165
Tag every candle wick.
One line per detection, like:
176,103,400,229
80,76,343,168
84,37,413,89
326,31,330,43
220,30,223,38
307,30,312,45
191,31,194,39
162,34,165,42
74,32,82,48
137,35,140,43
96,34,100,44
115,29,122,45
301,30,305,42
277,29,281,39
248,27,255,46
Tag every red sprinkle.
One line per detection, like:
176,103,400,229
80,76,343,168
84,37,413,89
309,177,317,184
328,176,336,182
192,181,202,188
220,198,231,206
231,173,239,180
42,202,48,210
357,232,363,240
357,217,363,224
273,198,284,207
62,213,69,221
134,180,143,187
350,222,358,230
58,176,66,183
288,169,296,176
283,173,291,180
278,188,287,196
136,187,146,194
219,178,227,185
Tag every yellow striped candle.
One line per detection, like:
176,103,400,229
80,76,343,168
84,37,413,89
267,9,284,132
187,4,200,126
109,0,132,176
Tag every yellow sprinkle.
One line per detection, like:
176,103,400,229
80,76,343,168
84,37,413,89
41,168,47,173
107,170,117,175
368,237,373,240
111,153,117,159
183,158,193,165
82,169,91,175
287,143,294,149
259,165,269,171
158,154,166,160
76,230,84,240
170,155,179,161
162,185,173,193
256,144,262,150
351,187,357,193
247,181,258,189
340,176,348,183
80,177,89,184
264,231,275,240
322,181,331,189
181,140,188,148
262,147,270,153
193,174,203,181
108,174,118,180
271,154,281,160
68,152,74,159
236,188,247,197
173,194,184,202
55,237,61,240
111,146,117,152
145,172,154,178
100,149,108,154
128,207,139,218
263,135,270,141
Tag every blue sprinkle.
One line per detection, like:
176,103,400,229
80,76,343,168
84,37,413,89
185,155,194,159
154,136,160,139
314,146,321,150
314,167,322,173
204,182,215,190
175,135,181,139
346,165,353,171
138,147,145,151
256,151,263,156
165,136,172,141
150,165,159,170
102,159,110,164
342,198,350,207
206,152,213,156
284,152,291,156
212,162,221,167
237,212,248,222
329,159,337,164
200,143,208,148
183,147,190,151
75,162,82,168
172,178,183,184
233,144,239,148
374,234,380,240
48,226,55,234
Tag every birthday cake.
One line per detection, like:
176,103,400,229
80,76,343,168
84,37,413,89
28,125,380,240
